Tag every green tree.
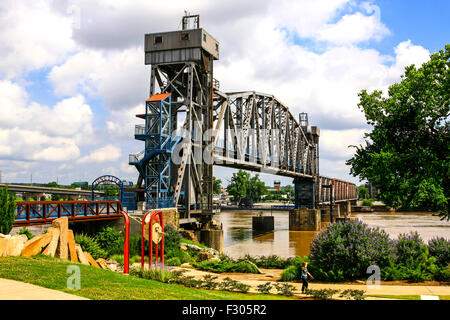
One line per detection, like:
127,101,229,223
357,185,369,199
226,170,268,202
213,176,222,194
347,45,450,220
0,185,17,234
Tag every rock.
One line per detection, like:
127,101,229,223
0,238,7,257
21,233,52,257
52,217,69,260
5,235,27,256
67,230,78,262
179,229,199,242
179,263,193,269
84,252,100,268
96,258,109,270
42,227,60,257
209,257,220,262
75,244,89,265
245,260,262,274
180,243,188,251
198,251,211,262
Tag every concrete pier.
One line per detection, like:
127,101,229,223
200,229,223,253
252,215,274,232
289,207,321,231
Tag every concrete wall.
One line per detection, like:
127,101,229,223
289,208,321,231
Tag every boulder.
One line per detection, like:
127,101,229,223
0,238,8,257
67,230,78,262
42,227,60,257
75,244,89,265
96,258,109,270
198,251,211,262
52,217,68,260
5,235,27,256
84,252,100,268
21,233,52,257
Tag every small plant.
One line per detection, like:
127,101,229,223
428,237,450,267
273,282,296,296
339,289,366,300
169,269,187,284
131,266,174,283
304,288,340,300
362,198,374,207
95,226,123,256
109,254,124,265
201,274,219,290
166,257,182,266
256,282,273,294
75,233,108,259
280,265,298,282
18,227,34,240
218,277,239,291
179,275,204,288
233,282,250,293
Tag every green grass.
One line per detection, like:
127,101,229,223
0,256,290,300
181,238,209,249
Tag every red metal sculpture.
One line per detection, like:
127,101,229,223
141,210,164,268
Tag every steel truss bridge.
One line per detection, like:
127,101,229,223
124,15,357,224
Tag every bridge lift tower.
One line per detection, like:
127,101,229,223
131,14,218,224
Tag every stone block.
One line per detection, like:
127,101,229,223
67,230,78,262
21,233,52,257
84,252,100,268
42,227,60,257
5,235,27,256
0,238,8,257
75,244,89,265
96,258,109,270
52,217,69,260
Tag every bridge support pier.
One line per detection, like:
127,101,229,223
200,229,223,253
289,207,321,231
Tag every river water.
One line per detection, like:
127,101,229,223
214,211,450,259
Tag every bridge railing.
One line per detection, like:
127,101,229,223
14,200,123,226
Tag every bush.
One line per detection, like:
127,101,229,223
280,256,310,282
131,266,174,283
95,226,123,256
382,232,438,282
433,264,450,282
340,289,366,300
273,283,296,296
362,198,374,206
428,237,450,267
0,186,16,235
238,254,295,269
218,277,238,291
194,259,259,274
109,254,124,265
201,274,219,290
18,227,34,240
309,220,392,281
75,233,108,259
166,257,181,266
256,282,273,294
304,288,339,300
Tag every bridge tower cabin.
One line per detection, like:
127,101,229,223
130,14,219,223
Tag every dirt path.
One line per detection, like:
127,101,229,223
0,278,88,300
171,267,450,300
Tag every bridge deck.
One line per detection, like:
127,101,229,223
14,200,123,226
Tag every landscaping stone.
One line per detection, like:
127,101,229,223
84,252,100,268
5,235,27,256
21,233,52,257
75,244,89,265
52,217,68,260
42,227,60,257
198,251,211,262
0,238,8,257
67,230,77,262
96,258,109,270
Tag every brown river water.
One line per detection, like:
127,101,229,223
214,211,450,259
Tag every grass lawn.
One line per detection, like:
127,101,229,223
0,256,291,300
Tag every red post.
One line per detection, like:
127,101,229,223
141,210,152,268
120,210,130,274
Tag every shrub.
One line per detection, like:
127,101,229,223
129,235,149,257
164,223,182,253
95,226,123,256
309,220,392,281
109,254,124,265
304,288,339,300
218,277,238,291
428,237,450,267
166,257,181,266
201,274,219,290
75,233,108,259
340,289,366,300
239,254,295,269
0,186,16,235
194,259,259,274
18,227,34,240
382,232,438,282
233,282,250,293
280,265,298,282
362,198,374,206
433,264,450,282
131,266,174,283
256,282,273,294
273,283,296,296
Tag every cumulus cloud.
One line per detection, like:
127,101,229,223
77,144,122,164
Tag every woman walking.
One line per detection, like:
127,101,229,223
301,262,314,294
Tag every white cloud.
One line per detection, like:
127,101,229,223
77,144,122,164
0,0,75,78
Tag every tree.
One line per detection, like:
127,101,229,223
226,170,268,202
0,185,17,235
213,176,222,194
347,45,449,219
357,185,369,200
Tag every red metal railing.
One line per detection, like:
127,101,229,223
14,200,123,226
141,210,164,269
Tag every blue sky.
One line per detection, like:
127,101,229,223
0,0,447,188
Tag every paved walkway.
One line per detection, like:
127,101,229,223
0,278,88,300
171,266,450,300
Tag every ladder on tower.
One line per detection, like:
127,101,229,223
173,142,190,206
